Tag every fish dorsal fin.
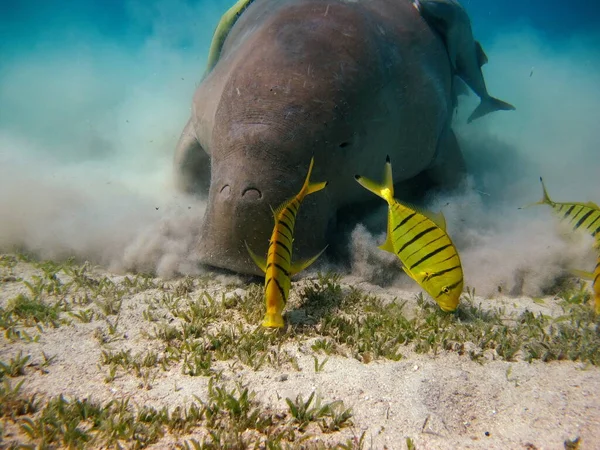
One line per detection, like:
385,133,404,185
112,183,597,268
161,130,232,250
270,197,293,222
570,269,594,280
475,41,488,66
289,246,328,276
586,201,600,210
244,241,267,273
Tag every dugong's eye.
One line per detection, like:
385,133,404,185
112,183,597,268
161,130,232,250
442,286,450,294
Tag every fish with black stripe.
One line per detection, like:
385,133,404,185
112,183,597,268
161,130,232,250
355,155,464,312
525,177,600,240
245,157,328,327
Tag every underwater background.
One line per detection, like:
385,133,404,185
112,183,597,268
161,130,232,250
1,0,599,295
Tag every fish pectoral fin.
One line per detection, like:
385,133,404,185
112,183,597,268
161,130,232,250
475,41,488,66
570,269,594,280
244,241,267,273
269,204,277,222
377,234,395,253
290,246,328,276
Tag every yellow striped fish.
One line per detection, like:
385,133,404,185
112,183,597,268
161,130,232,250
355,155,463,312
205,0,255,76
245,157,328,328
571,248,600,314
526,177,600,240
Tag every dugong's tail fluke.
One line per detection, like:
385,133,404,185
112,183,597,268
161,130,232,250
467,96,516,123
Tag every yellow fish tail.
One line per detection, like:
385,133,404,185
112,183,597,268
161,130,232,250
299,156,328,197
523,177,554,209
355,155,395,252
354,155,395,203
538,177,554,205
262,311,285,328
306,181,328,195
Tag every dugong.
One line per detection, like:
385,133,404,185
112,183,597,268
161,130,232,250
174,0,467,275
414,0,516,123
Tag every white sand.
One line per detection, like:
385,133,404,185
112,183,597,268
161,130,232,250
1,258,598,449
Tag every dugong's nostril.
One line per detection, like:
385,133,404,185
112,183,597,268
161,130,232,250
242,187,262,200
219,184,231,196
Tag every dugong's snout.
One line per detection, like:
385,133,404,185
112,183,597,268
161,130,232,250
198,173,270,275
197,159,332,276
216,182,262,201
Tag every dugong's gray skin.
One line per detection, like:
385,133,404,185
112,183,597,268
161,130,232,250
174,0,466,276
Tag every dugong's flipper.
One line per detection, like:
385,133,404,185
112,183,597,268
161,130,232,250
173,119,210,194
205,0,256,76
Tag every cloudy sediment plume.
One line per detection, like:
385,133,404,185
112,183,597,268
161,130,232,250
0,4,598,292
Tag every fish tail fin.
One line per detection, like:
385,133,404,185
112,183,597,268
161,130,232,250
467,96,516,123
306,181,328,195
538,177,554,205
262,312,285,328
354,155,395,203
521,177,554,209
301,156,328,196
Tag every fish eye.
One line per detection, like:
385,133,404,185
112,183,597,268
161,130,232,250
442,286,450,294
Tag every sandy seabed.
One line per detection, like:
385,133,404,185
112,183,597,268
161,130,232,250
0,255,598,450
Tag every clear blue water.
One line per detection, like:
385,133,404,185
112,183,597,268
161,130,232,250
0,0,598,294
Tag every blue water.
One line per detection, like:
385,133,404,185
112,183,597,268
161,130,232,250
0,0,599,287
2,0,597,52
